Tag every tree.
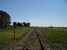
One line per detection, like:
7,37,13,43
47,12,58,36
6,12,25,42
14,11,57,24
13,22,17,28
17,22,22,26
0,10,11,28
26,22,30,27
23,22,27,27
23,22,30,27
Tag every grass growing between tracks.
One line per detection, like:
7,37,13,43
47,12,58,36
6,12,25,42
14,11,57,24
40,27,67,49
0,27,30,50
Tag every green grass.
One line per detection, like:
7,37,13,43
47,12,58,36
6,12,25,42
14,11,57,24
40,27,67,49
0,26,30,50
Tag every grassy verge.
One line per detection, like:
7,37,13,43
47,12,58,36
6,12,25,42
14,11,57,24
0,26,30,50
39,27,67,49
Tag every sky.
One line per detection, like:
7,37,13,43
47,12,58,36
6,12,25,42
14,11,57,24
0,0,67,27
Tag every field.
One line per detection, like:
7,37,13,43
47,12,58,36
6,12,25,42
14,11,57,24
1,27,67,50
39,27,67,49
0,26,30,50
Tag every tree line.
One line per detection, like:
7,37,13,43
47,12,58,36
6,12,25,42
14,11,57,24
13,22,30,27
0,10,30,28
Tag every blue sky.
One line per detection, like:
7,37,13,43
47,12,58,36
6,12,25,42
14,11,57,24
0,0,67,27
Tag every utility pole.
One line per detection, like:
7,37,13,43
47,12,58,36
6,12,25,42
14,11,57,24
13,22,16,40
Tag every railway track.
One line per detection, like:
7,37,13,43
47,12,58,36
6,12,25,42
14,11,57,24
23,28,45,50
7,28,49,50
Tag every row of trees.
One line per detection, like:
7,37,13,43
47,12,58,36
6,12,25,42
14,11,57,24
13,22,30,27
0,10,30,28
